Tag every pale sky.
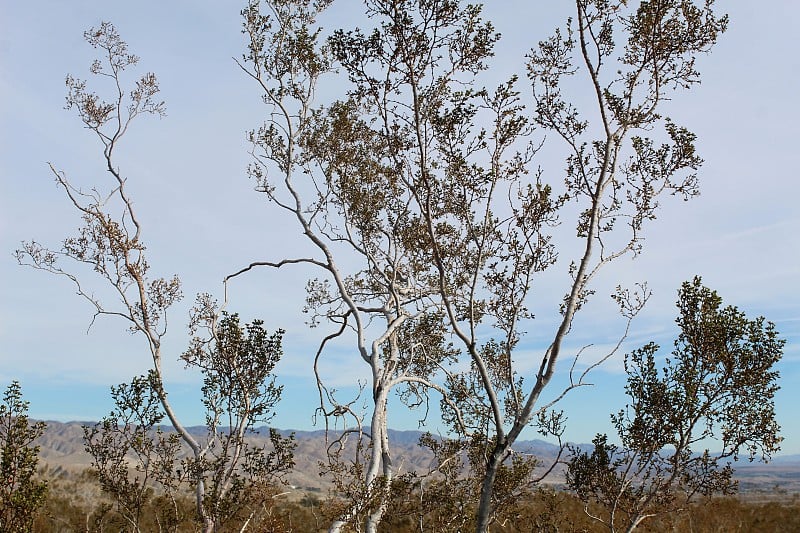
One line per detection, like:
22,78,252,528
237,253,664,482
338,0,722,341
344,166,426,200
1,1,799,455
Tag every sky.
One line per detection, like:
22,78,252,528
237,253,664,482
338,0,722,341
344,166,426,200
1,1,799,455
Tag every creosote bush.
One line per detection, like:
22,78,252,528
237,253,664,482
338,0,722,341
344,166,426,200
0,382,48,532
567,277,784,532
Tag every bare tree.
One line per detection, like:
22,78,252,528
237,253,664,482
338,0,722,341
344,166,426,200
567,277,783,532
16,23,294,533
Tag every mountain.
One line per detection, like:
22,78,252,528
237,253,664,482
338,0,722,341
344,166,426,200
32,421,800,494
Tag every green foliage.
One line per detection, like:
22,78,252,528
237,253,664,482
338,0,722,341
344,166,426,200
567,277,784,531
0,381,48,532
83,372,184,532
184,311,286,434
84,313,295,531
183,311,296,528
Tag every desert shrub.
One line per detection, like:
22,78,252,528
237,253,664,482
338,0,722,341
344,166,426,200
0,381,48,532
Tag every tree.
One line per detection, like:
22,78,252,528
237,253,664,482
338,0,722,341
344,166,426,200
83,372,186,532
236,0,726,531
235,2,468,530
16,23,294,532
0,381,48,532
567,277,783,532
181,311,296,530
404,1,727,530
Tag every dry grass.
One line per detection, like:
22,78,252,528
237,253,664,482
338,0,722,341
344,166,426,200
25,466,800,532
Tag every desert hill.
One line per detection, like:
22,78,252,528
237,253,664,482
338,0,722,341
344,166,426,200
33,421,800,495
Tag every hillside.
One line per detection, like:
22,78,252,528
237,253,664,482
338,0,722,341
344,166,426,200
34,421,800,495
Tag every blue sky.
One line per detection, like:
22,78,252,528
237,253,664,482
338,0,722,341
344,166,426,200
1,1,799,455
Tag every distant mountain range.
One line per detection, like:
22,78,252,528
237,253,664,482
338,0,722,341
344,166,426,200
33,421,800,495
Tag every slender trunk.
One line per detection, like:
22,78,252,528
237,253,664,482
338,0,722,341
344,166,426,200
365,425,393,532
328,382,393,533
365,383,391,533
475,444,505,533
199,477,214,533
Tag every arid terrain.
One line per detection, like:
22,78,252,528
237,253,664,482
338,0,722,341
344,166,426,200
35,421,800,497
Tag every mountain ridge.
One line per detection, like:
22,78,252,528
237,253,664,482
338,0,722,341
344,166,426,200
32,420,800,493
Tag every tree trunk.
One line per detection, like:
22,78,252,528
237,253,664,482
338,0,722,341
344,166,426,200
328,382,393,533
475,444,505,533
364,383,391,533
